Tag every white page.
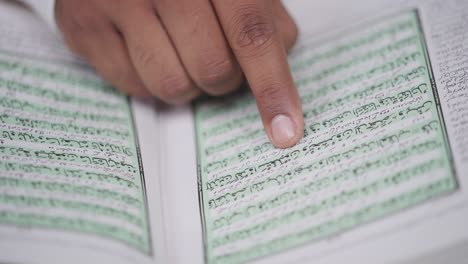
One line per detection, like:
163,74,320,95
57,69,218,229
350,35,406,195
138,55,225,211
161,0,468,263
157,105,204,264
0,2,166,264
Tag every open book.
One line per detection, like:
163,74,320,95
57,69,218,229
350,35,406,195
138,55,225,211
1,0,468,263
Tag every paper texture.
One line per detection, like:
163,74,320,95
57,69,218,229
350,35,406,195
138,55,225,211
194,9,457,263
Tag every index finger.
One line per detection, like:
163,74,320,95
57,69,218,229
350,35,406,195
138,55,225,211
212,0,304,148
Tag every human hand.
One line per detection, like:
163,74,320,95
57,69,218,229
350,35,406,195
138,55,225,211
55,0,304,148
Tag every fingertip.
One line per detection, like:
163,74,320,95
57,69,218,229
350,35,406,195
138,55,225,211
267,111,304,149
159,88,202,106
127,87,152,98
110,75,152,98
256,82,304,149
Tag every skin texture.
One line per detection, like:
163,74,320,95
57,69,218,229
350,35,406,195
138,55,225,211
55,0,304,148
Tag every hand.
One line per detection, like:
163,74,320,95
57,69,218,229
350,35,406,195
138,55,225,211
55,0,304,148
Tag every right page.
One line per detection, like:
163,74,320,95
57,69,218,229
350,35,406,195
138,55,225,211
190,0,468,263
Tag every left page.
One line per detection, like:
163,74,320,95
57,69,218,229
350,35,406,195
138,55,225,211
0,2,165,264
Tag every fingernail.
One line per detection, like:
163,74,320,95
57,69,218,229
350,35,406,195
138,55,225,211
270,114,297,147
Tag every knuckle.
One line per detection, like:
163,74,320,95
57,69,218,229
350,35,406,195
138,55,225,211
196,57,239,89
257,83,283,101
58,5,104,33
133,45,158,67
229,4,276,52
157,74,193,101
256,82,286,114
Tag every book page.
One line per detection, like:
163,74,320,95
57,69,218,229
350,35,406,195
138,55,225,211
0,47,153,254
0,2,165,264
187,2,468,264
